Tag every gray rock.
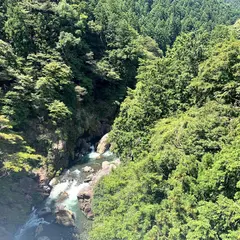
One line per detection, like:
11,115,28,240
38,207,52,217
43,185,51,193
84,174,94,183
102,161,110,170
55,209,75,227
97,133,110,154
77,185,92,200
49,177,58,187
82,166,94,173
57,191,69,203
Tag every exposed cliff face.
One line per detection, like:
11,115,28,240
22,106,114,173
96,133,110,154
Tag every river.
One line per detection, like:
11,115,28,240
14,147,116,240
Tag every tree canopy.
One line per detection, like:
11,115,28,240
91,18,240,240
0,0,240,238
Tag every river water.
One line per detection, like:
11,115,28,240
14,147,116,240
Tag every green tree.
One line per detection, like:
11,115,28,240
91,102,240,240
0,115,44,173
191,39,240,105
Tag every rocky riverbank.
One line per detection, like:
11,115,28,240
6,134,118,240
78,159,121,220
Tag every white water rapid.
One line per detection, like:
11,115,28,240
14,209,50,240
14,146,115,240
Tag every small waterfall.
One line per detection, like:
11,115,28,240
46,180,70,206
102,150,113,157
88,145,100,159
46,168,82,206
14,209,50,240
14,169,88,240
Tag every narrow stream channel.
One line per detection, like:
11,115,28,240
14,147,116,240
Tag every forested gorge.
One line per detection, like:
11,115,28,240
0,0,240,239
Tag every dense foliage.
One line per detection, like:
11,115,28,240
0,0,240,238
91,20,240,240
1,0,238,173
93,103,240,240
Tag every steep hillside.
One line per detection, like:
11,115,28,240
0,0,239,238
91,21,240,240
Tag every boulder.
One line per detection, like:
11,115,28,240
42,185,51,193
84,174,94,183
82,166,94,173
57,191,69,202
91,161,119,186
38,207,52,217
101,160,120,171
55,209,75,227
77,190,92,200
49,177,58,187
102,161,110,170
77,185,92,200
78,199,94,220
109,164,117,171
86,211,94,220
77,185,94,220
97,133,110,154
